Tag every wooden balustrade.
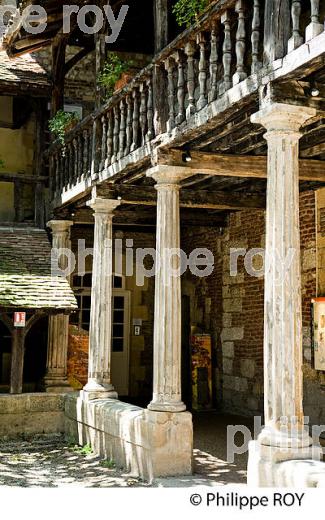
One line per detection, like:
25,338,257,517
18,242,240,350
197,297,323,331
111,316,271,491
48,0,325,200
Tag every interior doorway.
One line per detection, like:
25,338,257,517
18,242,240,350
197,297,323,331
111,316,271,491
111,286,131,397
0,320,11,392
23,316,48,392
181,295,192,408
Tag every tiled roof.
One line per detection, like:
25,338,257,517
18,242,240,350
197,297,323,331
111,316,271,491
0,228,77,310
0,51,49,87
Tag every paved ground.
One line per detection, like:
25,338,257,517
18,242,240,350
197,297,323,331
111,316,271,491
0,413,253,487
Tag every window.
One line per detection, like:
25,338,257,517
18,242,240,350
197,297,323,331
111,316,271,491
70,272,92,331
70,273,126,332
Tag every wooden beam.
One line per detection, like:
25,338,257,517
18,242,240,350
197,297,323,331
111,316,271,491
51,36,68,116
154,0,168,53
10,328,25,394
155,149,325,182
97,184,265,210
301,143,325,158
71,207,227,227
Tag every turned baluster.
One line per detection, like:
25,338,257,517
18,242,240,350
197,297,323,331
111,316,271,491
77,134,82,182
197,33,207,110
165,57,176,131
73,138,78,183
105,112,113,168
54,152,60,196
175,50,185,124
83,129,89,175
58,152,65,191
251,0,261,74
125,95,133,154
139,82,147,145
131,88,139,151
67,143,73,187
209,24,218,103
221,10,232,93
119,99,126,159
146,76,154,141
112,105,120,163
233,0,247,85
100,115,107,171
306,1,323,41
185,41,196,119
288,0,303,52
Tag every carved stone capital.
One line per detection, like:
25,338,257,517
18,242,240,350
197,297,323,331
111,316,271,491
251,102,316,134
86,198,121,215
47,220,73,235
146,165,192,186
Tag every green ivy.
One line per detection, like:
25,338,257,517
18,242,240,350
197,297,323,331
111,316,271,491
172,0,209,28
48,110,79,146
97,53,133,98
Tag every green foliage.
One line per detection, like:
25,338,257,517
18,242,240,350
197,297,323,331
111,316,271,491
71,443,93,455
97,53,133,97
172,0,209,28
100,459,116,469
0,158,4,169
48,110,79,145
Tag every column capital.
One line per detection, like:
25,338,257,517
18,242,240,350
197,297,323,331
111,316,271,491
146,165,193,186
251,103,316,133
47,220,74,234
86,198,121,214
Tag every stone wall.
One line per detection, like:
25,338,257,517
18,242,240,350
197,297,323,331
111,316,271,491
0,394,65,437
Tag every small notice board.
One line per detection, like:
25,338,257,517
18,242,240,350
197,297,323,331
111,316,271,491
312,298,325,371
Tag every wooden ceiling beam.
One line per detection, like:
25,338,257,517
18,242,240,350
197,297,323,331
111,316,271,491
96,184,265,210
155,149,325,182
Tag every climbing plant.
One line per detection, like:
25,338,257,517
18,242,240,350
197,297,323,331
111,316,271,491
97,53,133,97
172,0,209,28
48,110,79,146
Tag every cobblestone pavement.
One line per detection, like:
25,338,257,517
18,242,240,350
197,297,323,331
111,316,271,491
0,413,252,487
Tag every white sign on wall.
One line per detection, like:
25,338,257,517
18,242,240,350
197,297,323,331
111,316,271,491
14,312,26,328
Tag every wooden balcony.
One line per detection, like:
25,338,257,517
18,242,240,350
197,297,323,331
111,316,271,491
48,0,325,209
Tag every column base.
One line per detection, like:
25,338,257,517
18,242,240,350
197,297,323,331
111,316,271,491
148,400,186,413
247,440,323,487
81,381,118,401
44,376,74,394
258,425,313,449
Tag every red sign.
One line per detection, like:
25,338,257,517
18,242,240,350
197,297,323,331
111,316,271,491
14,312,26,328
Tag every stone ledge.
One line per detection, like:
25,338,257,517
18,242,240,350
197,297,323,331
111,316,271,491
64,394,193,480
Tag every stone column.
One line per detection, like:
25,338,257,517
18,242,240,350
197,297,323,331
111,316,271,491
81,198,121,400
45,220,74,392
147,166,187,413
248,103,321,486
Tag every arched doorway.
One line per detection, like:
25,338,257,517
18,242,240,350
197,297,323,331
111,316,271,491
23,316,48,392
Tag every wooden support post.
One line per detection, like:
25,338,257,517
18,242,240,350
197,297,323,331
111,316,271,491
263,0,291,66
154,0,168,53
51,37,67,116
10,328,25,394
95,33,106,109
